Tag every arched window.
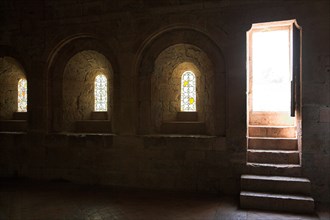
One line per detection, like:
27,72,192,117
17,78,27,112
181,71,196,112
94,74,107,111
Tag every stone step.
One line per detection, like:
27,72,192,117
248,137,298,150
241,175,311,195
248,126,296,138
245,163,302,177
161,121,206,135
240,191,314,214
249,112,295,126
247,150,300,165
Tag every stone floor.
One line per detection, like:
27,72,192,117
0,179,329,220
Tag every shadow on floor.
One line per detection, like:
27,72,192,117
0,178,328,220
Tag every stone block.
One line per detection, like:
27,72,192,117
75,120,112,133
0,120,27,132
82,1,103,16
113,135,143,149
245,163,302,177
247,149,300,165
12,112,28,120
249,126,296,138
211,137,226,151
248,137,298,150
241,175,311,195
303,83,329,105
161,121,206,134
319,106,330,122
90,111,108,120
176,112,198,121
240,191,314,214
185,150,205,162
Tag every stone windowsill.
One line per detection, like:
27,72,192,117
75,120,112,133
141,134,218,139
91,111,108,120
58,132,116,137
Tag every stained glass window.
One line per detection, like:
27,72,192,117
181,71,196,112
18,78,27,112
94,74,107,111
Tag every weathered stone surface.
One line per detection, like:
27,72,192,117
151,44,215,135
247,150,300,165
0,57,26,120
248,126,296,138
320,106,330,123
241,175,312,195
240,191,314,214
0,0,329,204
248,137,298,151
62,50,113,132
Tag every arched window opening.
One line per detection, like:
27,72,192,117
181,71,196,112
94,74,107,112
17,78,27,112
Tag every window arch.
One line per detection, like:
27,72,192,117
17,78,27,112
181,71,196,112
94,74,108,111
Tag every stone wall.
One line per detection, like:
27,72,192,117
0,57,26,119
0,133,234,193
0,0,329,202
151,44,215,134
62,50,113,132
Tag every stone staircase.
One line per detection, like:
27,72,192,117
240,125,315,213
240,174,314,213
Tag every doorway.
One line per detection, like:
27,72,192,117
246,20,302,166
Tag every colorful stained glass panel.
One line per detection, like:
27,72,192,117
18,78,27,112
181,71,196,111
95,74,107,111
